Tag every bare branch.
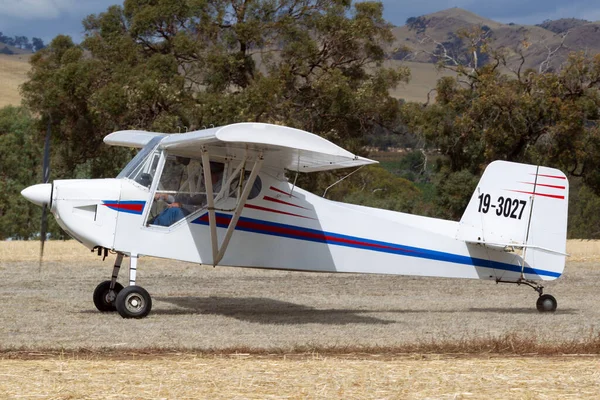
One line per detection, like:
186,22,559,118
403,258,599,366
419,35,461,67
539,30,569,74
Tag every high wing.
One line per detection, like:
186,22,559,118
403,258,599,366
104,130,166,148
104,122,377,266
104,122,377,172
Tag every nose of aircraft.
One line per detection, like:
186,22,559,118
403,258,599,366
21,183,52,207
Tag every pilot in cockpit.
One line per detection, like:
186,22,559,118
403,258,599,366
150,194,188,227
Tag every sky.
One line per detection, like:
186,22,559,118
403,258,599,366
1,0,600,44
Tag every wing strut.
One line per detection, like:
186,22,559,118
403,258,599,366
201,149,264,266
201,149,219,264
215,155,263,265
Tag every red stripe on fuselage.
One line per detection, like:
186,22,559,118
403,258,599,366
263,196,309,209
244,204,314,219
104,203,144,212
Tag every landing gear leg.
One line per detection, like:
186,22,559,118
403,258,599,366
115,254,153,319
496,278,557,313
93,252,124,312
127,253,137,287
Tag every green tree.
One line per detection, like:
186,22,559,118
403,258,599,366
402,52,600,219
431,169,478,220
0,106,63,240
31,37,45,52
325,165,423,214
22,0,408,185
566,179,600,238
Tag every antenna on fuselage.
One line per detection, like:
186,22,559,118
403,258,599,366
289,153,300,197
322,165,366,199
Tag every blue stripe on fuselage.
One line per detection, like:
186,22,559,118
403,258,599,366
192,212,560,278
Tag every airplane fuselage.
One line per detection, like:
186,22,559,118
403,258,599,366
49,173,558,282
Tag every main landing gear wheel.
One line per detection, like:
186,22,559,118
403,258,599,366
93,281,124,312
115,285,152,319
536,294,557,313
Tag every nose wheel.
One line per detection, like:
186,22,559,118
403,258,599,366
93,281,124,312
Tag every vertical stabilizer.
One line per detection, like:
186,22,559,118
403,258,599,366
457,161,568,280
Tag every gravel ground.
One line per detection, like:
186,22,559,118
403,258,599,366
1,252,598,351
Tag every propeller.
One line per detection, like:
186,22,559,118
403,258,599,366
21,118,54,269
39,119,52,267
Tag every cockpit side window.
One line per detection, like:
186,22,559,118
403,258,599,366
146,155,227,227
225,168,262,200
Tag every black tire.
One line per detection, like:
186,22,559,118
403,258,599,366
115,285,152,319
93,281,124,312
536,294,557,313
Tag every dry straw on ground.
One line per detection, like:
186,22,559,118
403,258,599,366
0,240,98,262
565,239,600,262
1,354,599,399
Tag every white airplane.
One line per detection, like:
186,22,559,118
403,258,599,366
21,123,569,318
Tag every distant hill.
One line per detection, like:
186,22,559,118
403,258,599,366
536,18,590,34
392,8,600,72
0,42,31,56
2,10,599,107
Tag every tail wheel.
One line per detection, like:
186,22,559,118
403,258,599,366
93,281,124,312
536,294,557,313
115,285,152,319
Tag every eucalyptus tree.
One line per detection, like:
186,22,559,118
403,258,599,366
22,0,408,182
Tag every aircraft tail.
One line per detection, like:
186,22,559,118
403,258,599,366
457,161,569,280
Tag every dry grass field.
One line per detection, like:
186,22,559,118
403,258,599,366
1,240,600,398
387,60,457,103
0,54,440,107
0,54,30,108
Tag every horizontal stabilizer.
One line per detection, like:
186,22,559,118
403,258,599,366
465,240,569,256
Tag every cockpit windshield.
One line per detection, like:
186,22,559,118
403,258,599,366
117,136,163,188
117,136,163,182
